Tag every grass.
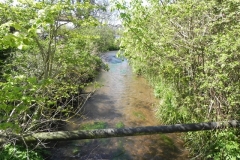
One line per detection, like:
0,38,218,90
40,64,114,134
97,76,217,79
133,111,146,120
159,134,176,149
79,121,108,130
115,122,125,128
149,76,180,124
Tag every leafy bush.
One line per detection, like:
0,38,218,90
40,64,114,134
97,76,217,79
77,25,120,53
117,0,240,158
0,144,43,160
0,0,113,156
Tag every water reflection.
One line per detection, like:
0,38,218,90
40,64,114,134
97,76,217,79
47,51,188,160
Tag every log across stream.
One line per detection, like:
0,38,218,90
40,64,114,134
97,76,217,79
2,120,237,144
47,51,189,160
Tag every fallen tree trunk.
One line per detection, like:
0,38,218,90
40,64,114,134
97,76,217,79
0,120,239,144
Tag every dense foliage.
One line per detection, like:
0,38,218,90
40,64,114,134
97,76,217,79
0,144,43,160
116,0,240,159
0,0,118,159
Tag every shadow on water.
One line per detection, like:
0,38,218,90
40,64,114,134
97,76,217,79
80,93,123,120
46,51,189,160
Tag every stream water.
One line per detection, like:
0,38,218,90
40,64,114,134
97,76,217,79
47,51,189,160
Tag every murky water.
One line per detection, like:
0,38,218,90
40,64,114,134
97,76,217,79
47,51,189,160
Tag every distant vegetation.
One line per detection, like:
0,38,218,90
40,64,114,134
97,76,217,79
116,0,240,159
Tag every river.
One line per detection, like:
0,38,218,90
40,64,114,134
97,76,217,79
47,51,189,160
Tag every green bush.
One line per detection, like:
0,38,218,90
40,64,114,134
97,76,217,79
117,0,240,158
0,0,111,155
78,25,120,53
0,144,43,160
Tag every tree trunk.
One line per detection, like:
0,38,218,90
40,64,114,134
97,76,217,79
0,120,239,144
